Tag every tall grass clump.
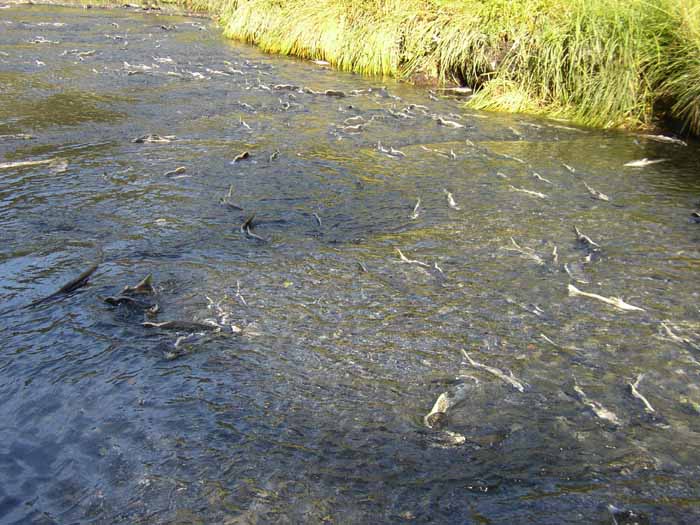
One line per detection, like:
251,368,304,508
217,0,428,77
462,0,665,128
657,0,700,134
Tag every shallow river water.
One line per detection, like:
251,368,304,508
1,5,700,524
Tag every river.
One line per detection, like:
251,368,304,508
1,5,700,524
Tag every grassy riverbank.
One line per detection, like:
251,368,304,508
42,0,700,134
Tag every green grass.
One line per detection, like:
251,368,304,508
59,0,700,134
657,0,700,134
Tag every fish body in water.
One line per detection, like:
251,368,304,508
573,225,600,253
582,181,610,201
124,61,154,72
324,89,346,97
240,214,256,234
396,248,430,268
273,84,300,91
659,321,699,351
573,384,621,426
221,185,243,209
245,226,267,242
133,134,175,144
509,185,547,199
25,264,98,308
532,172,552,184
142,320,220,331
341,124,364,133
48,264,98,295
102,295,153,308
145,303,160,317
0,133,34,141
343,116,364,125
410,198,421,220
49,159,69,173
239,214,267,241
436,86,473,96
377,141,405,158
436,117,464,128
424,381,474,429
232,151,250,163
627,374,655,414
164,166,186,177
624,158,668,168
420,145,449,158
0,158,56,170
500,153,525,164
640,134,686,146
387,108,413,120
460,350,525,392
30,36,60,44
607,505,650,525
506,237,545,266
371,86,394,99
121,274,154,295
174,333,202,350
224,200,243,211
443,189,461,210
564,262,589,284
567,284,644,312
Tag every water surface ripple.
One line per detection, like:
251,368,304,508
1,5,700,524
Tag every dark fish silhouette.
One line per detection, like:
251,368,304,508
245,226,267,242
240,214,256,234
25,264,98,308
121,274,154,295
102,295,154,308
232,151,250,163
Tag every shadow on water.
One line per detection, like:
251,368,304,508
0,4,699,525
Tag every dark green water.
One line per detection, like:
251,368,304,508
1,5,700,524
